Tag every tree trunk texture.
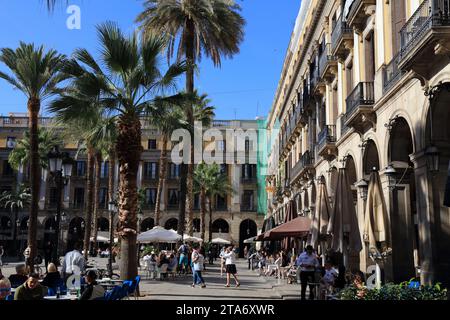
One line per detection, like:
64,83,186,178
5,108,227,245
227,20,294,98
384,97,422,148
200,187,206,241
177,164,187,240
27,98,41,273
116,114,142,280
83,147,95,260
155,136,168,226
185,19,195,237
208,196,213,243
92,151,102,254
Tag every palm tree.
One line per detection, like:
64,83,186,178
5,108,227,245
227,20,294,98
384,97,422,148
137,0,245,236
0,184,31,256
194,163,232,241
8,128,62,172
0,43,66,271
49,22,186,279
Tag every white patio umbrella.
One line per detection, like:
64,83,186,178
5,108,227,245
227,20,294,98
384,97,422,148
137,226,182,243
243,236,257,244
90,231,118,243
211,237,231,245
183,234,203,243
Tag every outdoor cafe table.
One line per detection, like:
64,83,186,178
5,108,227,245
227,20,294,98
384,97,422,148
97,279,124,290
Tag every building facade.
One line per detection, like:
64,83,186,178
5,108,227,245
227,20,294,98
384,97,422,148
266,0,450,287
0,114,264,256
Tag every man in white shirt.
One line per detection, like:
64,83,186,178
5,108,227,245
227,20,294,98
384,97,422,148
61,241,86,281
298,245,319,300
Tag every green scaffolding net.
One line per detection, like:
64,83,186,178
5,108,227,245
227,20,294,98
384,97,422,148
256,118,268,216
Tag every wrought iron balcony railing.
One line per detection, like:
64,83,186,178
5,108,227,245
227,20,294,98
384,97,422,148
345,82,375,122
383,53,405,94
318,43,336,79
331,15,353,55
317,125,337,150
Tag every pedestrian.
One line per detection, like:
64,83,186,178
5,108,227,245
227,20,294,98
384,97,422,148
222,245,240,288
23,246,30,266
14,273,47,300
43,241,53,267
298,245,320,300
0,245,4,266
191,244,206,288
177,242,189,274
61,241,86,282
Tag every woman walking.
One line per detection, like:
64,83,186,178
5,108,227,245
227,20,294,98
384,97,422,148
222,245,240,288
191,244,206,288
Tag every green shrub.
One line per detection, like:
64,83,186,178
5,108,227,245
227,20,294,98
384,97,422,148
338,281,447,300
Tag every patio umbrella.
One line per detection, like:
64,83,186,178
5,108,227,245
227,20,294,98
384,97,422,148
90,231,118,243
183,234,203,243
327,168,362,266
310,180,331,254
282,199,298,251
137,226,182,243
211,237,231,245
243,236,257,244
363,169,392,288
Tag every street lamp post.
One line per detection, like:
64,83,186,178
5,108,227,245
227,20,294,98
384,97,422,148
48,146,73,265
107,201,117,278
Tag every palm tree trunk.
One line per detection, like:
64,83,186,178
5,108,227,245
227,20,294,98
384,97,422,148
83,146,95,260
92,152,102,255
12,206,19,255
27,97,41,272
178,165,187,240
116,114,142,280
200,187,206,241
208,196,213,243
185,18,195,237
107,147,116,274
155,135,168,226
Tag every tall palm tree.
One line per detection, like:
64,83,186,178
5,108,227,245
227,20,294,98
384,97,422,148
50,22,186,279
0,184,31,256
194,163,232,242
137,0,245,236
0,43,66,271
147,105,183,226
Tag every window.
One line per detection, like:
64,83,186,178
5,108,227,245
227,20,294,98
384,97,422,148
168,189,179,207
193,193,200,210
146,188,157,206
148,139,157,150
99,188,108,208
6,137,16,149
144,162,158,179
48,188,58,206
74,188,85,208
76,161,86,177
216,195,227,211
100,162,109,179
245,139,252,152
242,164,256,180
168,163,180,179
242,190,255,211
2,160,14,176
217,140,226,152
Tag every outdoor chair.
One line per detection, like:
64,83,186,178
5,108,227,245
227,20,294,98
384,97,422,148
145,262,157,280
157,264,169,280
47,287,56,296
104,286,122,301
5,294,14,301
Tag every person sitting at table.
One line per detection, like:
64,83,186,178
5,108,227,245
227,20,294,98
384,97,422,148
157,252,170,268
14,273,47,300
168,254,178,272
79,270,105,300
319,260,338,299
41,263,62,291
0,270,11,300
8,264,29,288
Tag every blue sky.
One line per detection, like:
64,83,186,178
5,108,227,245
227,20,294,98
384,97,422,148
0,0,301,120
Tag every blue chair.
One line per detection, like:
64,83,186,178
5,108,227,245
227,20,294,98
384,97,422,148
47,287,56,296
119,282,132,300
104,286,122,301
6,294,14,301
408,280,420,289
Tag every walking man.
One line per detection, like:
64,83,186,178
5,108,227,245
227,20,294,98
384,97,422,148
61,241,86,282
298,245,319,300
0,245,4,266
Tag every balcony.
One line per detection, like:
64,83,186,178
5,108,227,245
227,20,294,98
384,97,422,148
331,15,353,59
290,150,315,184
344,82,376,134
317,125,337,161
302,87,315,112
240,204,256,212
319,44,337,81
310,63,322,95
398,0,450,78
345,0,376,31
241,176,257,184
383,53,406,94
340,115,352,139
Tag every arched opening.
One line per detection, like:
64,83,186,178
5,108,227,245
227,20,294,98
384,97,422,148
388,116,417,282
43,217,57,245
97,217,109,232
141,218,154,232
211,219,229,233
363,139,380,176
423,82,450,286
19,216,29,234
0,216,12,236
67,217,85,252
344,155,360,270
164,218,178,231
239,219,257,258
